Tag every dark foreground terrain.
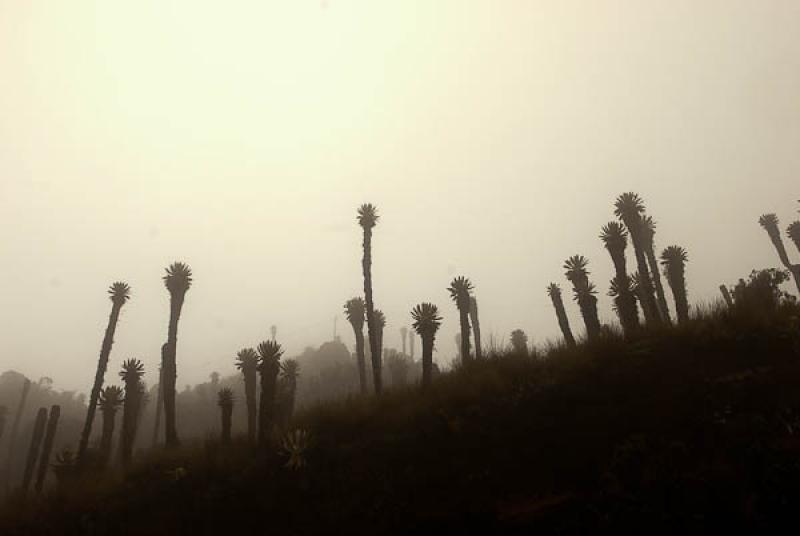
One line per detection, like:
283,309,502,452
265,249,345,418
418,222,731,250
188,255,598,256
3,303,800,535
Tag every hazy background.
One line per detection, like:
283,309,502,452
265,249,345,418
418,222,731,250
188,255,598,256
1,0,798,392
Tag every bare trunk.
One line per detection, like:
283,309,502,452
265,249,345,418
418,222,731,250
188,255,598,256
4,378,31,490
719,285,733,307
646,246,672,324
164,295,185,448
21,408,47,495
100,409,118,465
221,407,232,445
78,301,123,467
152,359,164,447
258,363,279,446
421,334,434,390
35,405,61,494
550,294,576,347
459,307,472,364
353,326,367,395
469,298,483,360
362,228,382,394
244,369,257,445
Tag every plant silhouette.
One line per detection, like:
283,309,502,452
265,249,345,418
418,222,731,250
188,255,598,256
448,276,474,364
234,348,259,445
4,378,31,491
660,246,690,323
119,359,144,468
21,408,47,495
98,386,123,465
469,297,483,360
162,262,193,448
600,222,640,336
344,297,368,394
564,255,601,341
78,282,130,467
358,204,382,394
641,216,672,323
614,193,662,325
759,214,800,294
411,303,442,390
257,340,283,445
35,405,60,494
547,283,576,347
510,329,529,356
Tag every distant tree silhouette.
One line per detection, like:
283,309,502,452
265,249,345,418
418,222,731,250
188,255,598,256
78,282,130,467
409,328,416,359
614,193,661,325
661,246,690,324
448,276,474,364
600,222,640,336
270,325,277,342
358,204,382,394
35,405,60,494
641,216,672,323
119,359,144,468
162,262,193,448
759,214,800,294
400,326,408,355
217,388,234,445
344,298,368,395
510,329,529,356
234,348,259,445
4,377,31,489
411,303,442,390
386,351,410,387
279,359,300,424
98,386,123,465
469,297,483,360
257,340,283,445
0,406,7,443
564,255,601,341
547,284,576,347
21,408,47,495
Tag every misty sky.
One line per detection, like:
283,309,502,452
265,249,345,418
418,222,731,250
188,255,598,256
1,1,799,392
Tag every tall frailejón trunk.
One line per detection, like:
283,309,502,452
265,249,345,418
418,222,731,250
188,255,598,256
100,408,118,465
469,298,482,360
628,226,661,325
244,369,257,445
719,285,733,307
258,363,279,446
354,328,367,395
164,295,185,448
421,334,434,390
221,406,232,445
152,357,164,447
646,247,672,324
549,289,576,347
362,227,382,394
78,300,124,467
35,405,61,494
459,307,472,364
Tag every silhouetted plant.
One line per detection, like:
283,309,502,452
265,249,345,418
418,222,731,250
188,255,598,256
279,359,300,424
35,405,60,494
409,328,416,359
98,385,123,465
21,408,47,495
4,377,31,484
448,276,474,364
469,297,483,360
119,359,144,468
217,388,234,445
235,348,259,444
641,216,672,323
600,222,640,336
357,203,382,394
281,429,310,470
344,297,368,394
759,214,800,293
547,283,576,347
78,282,130,467
257,340,283,445
608,276,641,333
411,303,442,390
510,329,529,356
163,262,193,448
660,246,690,324
731,268,793,314
564,255,601,341
614,193,661,324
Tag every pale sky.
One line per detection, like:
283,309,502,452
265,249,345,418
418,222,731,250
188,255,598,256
1,1,799,392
